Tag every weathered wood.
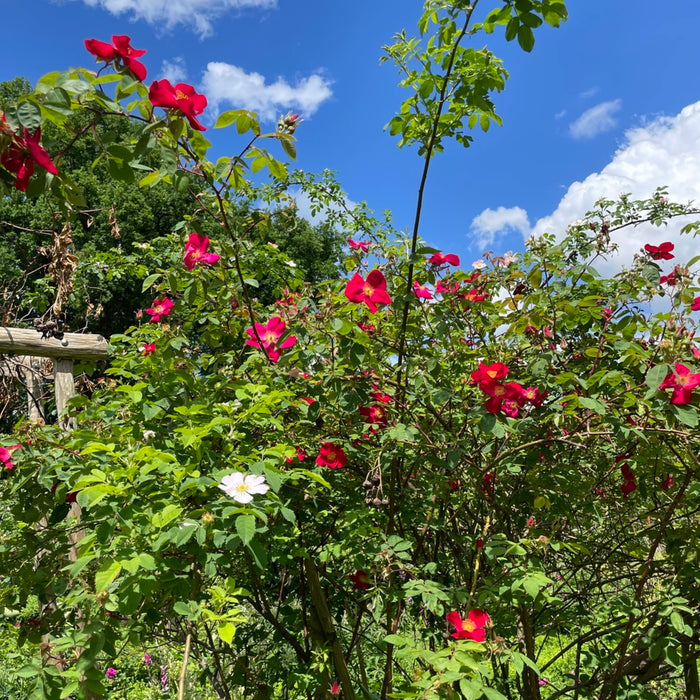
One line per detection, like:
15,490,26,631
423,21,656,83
54,358,77,431
0,326,109,360
0,355,47,423
22,356,45,423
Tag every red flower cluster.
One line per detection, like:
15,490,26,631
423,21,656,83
344,270,392,313
412,280,433,299
470,362,545,417
659,363,700,404
460,272,487,303
316,442,347,469
142,342,156,356
436,279,460,295
285,448,307,464
85,35,147,81
446,609,490,641
644,241,674,260
620,461,637,497
659,265,688,286
349,570,371,590
428,252,460,266
149,80,208,131
184,233,220,271
145,297,174,322
0,444,20,470
347,238,370,252
0,119,58,192
692,296,700,312
245,316,297,364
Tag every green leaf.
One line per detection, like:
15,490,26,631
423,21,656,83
672,404,698,428
95,560,122,592
504,17,519,41
218,622,236,644
517,25,535,52
670,611,685,634
141,272,162,292
279,135,297,160
236,514,256,546
17,101,42,132
646,363,669,391
14,664,42,679
60,682,80,698
578,397,607,415
151,504,183,529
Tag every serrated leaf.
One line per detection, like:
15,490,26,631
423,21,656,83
95,560,121,592
672,404,698,427
235,514,256,546
151,504,183,529
17,101,42,132
646,363,669,391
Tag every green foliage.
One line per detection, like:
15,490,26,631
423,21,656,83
1,2,699,699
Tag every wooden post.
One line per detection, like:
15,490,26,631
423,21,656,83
54,359,77,431
21,357,46,423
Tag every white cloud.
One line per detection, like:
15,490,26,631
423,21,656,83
201,62,332,122
579,86,599,99
469,206,531,249
160,57,187,84
531,101,700,275
569,99,622,139
72,0,276,37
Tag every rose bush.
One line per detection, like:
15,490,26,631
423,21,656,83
1,2,700,699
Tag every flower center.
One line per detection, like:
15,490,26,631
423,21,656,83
464,620,476,632
236,483,249,492
175,90,190,101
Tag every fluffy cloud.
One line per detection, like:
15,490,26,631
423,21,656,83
469,206,531,249
160,58,187,84
569,99,622,139
72,0,276,37
533,101,700,274
470,102,700,277
201,62,332,122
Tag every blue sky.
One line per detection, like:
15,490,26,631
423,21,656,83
2,0,700,271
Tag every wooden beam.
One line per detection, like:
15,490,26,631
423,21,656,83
0,327,109,361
